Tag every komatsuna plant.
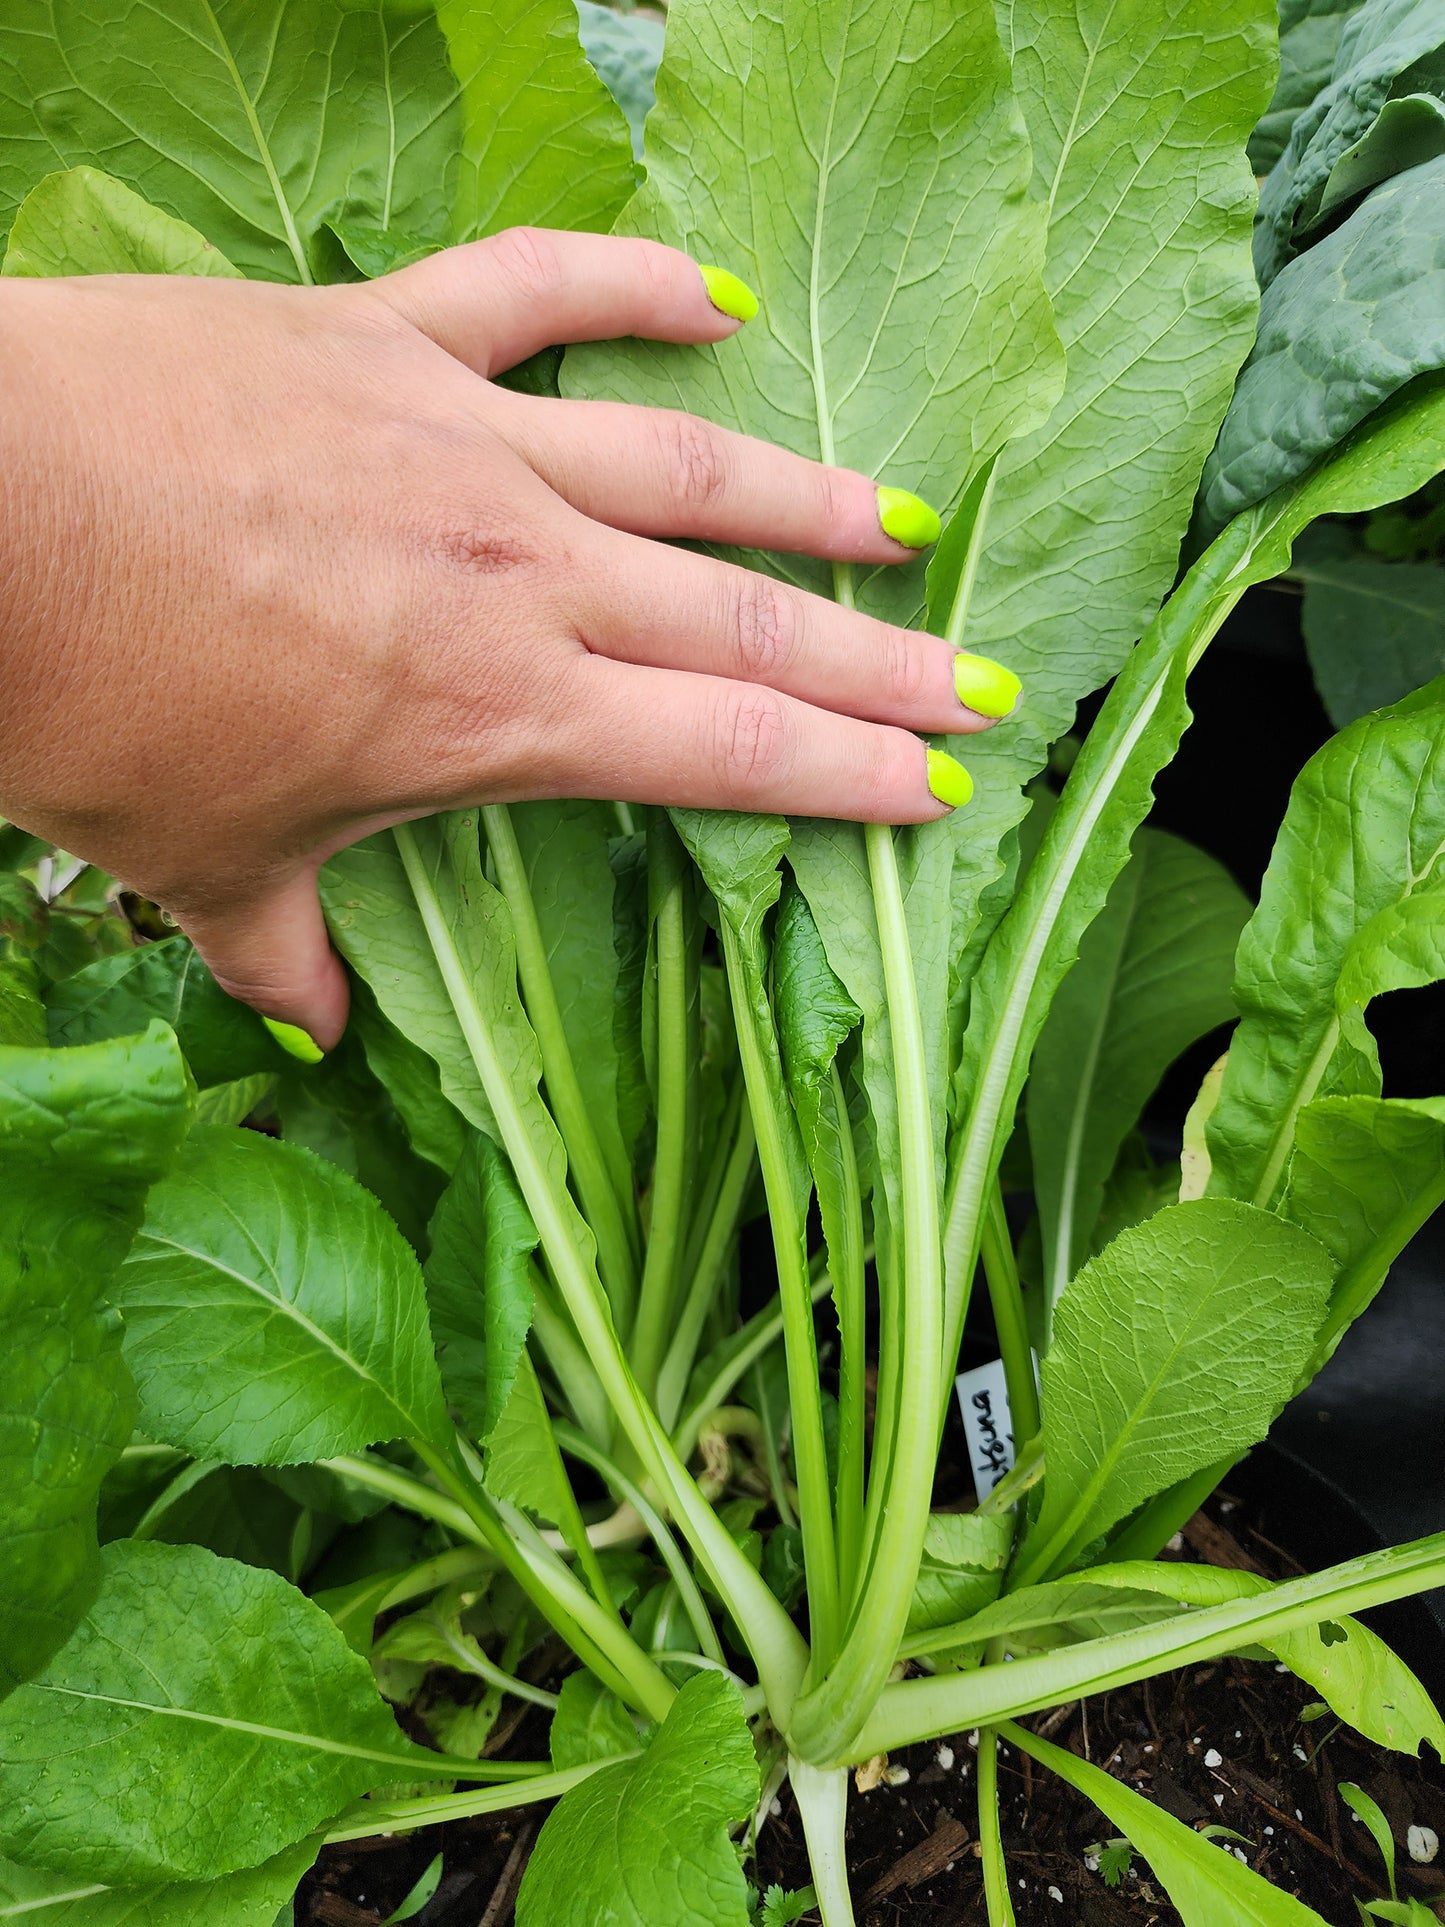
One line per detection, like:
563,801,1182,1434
2,1,1445,1923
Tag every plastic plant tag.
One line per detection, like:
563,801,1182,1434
956,1358,1015,1500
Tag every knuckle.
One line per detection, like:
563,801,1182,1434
848,728,914,823
486,226,564,304
732,574,799,681
715,686,794,797
817,465,853,529
877,627,930,708
430,527,539,577
632,238,681,305
662,412,732,512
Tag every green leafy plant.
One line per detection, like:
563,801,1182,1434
2,1,1445,1924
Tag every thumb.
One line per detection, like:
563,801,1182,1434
180,868,350,1060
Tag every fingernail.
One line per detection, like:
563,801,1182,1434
877,485,942,550
264,1016,325,1065
699,264,759,323
954,653,1022,720
927,748,974,810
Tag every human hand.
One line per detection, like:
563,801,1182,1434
0,229,1020,1049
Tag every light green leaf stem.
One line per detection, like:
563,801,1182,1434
851,1529,1445,1760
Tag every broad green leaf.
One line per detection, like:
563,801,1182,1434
1088,1136,1183,1257
943,377,1445,1414
0,1839,316,1924
907,1513,1012,1637
772,883,864,1375
438,0,634,242
1284,1095,1445,1335
548,1670,640,1769
1202,159,1445,530
270,1030,446,1256
0,953,45,1047
518,1672,756,1927
567,0,1063,1180
327,222,442,280
2,167,240,278
1255,0,1445,285
1294,524,1445,723
0,2,463,282
116,1127,450,1464
193,1072,275,1129
321,821,555,1171
46,936,278,1087
1027,829,1250,1305
1014,1200,1333,1587
1005,1721,1332,1926
425,1129,536,1443
576,1,665,158
1250,0,1368,173
349,978,466,1178
130,1462,313,1581
564,0,1062,626
937,0,1272,977
484,1351,577,1524
1207,686,1445,1207
0,1540,451,1884
1079,1560,1445,1757
0,1025,189,1697
773,882,860,1134
1337,876,1445,1007
1304,91,1445,229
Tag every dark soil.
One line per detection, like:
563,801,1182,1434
295,1491,1445,1927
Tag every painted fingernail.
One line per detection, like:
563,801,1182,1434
954,653,1022,720
877,485,942,550
264,1016,325,1065
927,748,974,810
699,264,759,323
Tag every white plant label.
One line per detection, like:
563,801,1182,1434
956,1358,1015,1499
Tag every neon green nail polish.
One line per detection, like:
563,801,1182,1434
263,1016,325,1065
926,748,974,809
954,653,1022,719
877,485,942,550
699,264,759,323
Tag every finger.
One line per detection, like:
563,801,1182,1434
488,389,938,563
179,869,349,1056
572,534,1021,735
547,654,974,824
368,227,756,377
